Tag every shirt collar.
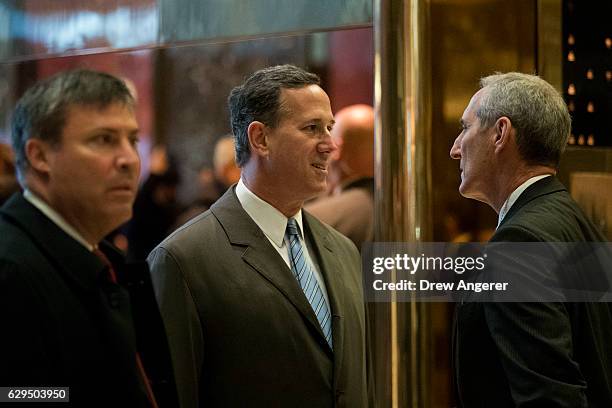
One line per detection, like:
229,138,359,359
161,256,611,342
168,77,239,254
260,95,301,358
497,174,552,228
23,189,95,251
235,178,304,247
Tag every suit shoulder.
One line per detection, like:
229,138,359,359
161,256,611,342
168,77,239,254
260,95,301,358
497,190,603,242
153,209,219,254
0,218,40,264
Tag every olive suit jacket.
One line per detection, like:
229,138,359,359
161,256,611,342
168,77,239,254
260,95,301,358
454,176,612,407
0,193,178,407
148,186,371,408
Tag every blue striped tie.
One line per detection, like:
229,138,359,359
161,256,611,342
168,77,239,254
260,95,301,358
286,218,333,349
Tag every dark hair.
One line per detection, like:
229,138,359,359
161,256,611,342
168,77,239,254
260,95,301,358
11,69,134,180
477,72,571,167
228,64,320,167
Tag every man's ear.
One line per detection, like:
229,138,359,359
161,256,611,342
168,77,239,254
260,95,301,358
25,138,52,174
247,121,269,158
493,116,513,154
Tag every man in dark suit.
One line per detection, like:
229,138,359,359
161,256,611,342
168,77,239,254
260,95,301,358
0,70,177,406
450,72,612,406
148,65,371,408
306,104,375,250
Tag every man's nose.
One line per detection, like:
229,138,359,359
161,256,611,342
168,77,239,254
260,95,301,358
450,135,462,160
319,129,338,154
117,138,140,172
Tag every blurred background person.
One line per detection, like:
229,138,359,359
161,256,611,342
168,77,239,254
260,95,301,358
175,135,241,226
213,135,241,192
0,143,20,205
306,104,374,250
126,144,181,261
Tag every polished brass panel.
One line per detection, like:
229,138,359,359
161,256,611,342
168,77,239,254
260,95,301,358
537,0,562,91
430,0,536,242
373,1,538,407
373,0,432,406
428,1,537,406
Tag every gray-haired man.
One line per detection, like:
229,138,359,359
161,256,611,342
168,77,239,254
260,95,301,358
451,72,612,407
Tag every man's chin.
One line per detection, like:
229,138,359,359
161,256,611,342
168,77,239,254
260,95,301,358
459,185,478,201
105,207,133,229
458,183,469,197
459,189,491,208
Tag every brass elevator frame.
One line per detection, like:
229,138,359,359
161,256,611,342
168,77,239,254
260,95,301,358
373,0,432,406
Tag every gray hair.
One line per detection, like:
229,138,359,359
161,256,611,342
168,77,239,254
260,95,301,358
11,69,134,181
477,72,570,167
228,64,320,167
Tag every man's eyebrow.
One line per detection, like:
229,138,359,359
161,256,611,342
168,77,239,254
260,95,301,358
302,118,335,125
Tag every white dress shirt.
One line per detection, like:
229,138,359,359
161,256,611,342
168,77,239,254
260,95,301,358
235,178,331,309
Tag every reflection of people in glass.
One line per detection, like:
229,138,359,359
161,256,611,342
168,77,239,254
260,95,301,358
450,72,612,407
306,104,374,250
0,70,177,406
148,65,371,408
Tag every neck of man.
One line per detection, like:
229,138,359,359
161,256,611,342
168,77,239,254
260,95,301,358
490,162,556,214
26,175,102,246
241,166,303,218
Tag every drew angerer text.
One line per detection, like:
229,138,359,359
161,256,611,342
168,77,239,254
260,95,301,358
372,279,508,293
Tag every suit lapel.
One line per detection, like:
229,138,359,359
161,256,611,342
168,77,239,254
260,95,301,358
210,188,332,351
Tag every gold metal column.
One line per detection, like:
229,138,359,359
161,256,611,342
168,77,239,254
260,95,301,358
537,0,562,91
373,0,432,406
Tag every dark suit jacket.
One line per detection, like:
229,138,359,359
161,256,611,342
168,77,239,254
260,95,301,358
148,186,371,408
454,177,612,407
0,193,178,407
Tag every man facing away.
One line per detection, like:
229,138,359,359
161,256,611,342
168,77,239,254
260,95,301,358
450,72,612,407
148,65,371,408
306,104,375,250
0,70,177,407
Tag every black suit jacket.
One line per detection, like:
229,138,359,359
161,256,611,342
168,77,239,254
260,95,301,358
454,176,612,407
148,186,371,408
0,193,178,407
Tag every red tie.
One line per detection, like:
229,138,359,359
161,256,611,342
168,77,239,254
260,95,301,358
93,248,159,408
